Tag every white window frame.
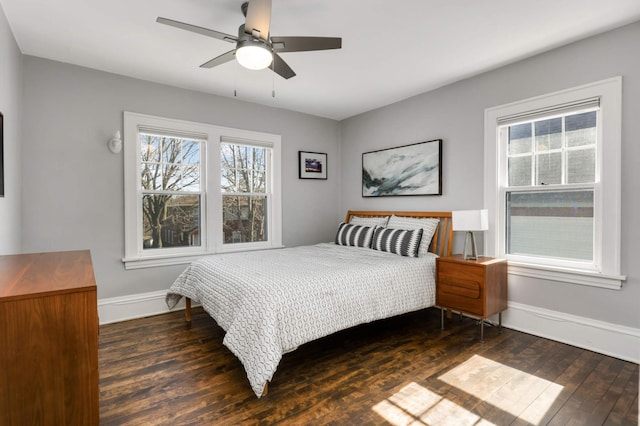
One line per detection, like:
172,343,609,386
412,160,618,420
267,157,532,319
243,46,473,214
123,112,282,269
484,77,625,289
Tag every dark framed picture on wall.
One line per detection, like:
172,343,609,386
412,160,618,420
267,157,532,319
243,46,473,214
0,112,4,197
362,139,442,197
299,151,327,180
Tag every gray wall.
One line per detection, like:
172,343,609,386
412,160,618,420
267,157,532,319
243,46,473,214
339,22,640,329
0,4,22,255
21,57,341,299
12,17,640,330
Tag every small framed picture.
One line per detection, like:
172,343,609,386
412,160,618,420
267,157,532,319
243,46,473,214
299,151,327,180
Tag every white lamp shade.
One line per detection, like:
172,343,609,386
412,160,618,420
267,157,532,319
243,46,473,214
236,43,273,70
452,209,488,231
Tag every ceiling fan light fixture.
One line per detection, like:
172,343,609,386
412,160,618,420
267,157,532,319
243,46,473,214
236,39,273,70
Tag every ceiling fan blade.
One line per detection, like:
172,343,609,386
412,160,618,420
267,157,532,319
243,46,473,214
200,50,236,68
157,17,237,43
271,53,296,79
244,0,271,41
271,36,342,53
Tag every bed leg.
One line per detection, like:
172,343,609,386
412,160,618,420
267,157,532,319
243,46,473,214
262,382,269,397
185,297,192,322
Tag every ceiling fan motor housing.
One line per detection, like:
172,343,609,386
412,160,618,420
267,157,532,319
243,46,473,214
235,24,273,70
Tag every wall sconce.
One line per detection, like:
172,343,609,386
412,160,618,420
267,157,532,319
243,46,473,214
108,130,122,154
452,209,489,260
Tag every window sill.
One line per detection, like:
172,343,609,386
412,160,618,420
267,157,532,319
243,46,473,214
123,245,285,270
507,262,625,290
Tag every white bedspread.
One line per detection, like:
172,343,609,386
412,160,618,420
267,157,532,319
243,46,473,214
166,243,436,397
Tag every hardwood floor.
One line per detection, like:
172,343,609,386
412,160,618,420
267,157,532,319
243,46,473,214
99,307,638,425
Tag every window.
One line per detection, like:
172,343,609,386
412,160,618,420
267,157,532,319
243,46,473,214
504,108,597,263
484,77,624,289
123,113,282,269
220,140,269,245
140,132,204,251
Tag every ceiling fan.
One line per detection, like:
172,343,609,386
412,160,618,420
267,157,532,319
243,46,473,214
157,0,342,79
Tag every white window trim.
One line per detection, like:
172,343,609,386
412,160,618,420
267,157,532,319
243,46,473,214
123,112,282,269
484,77,625,289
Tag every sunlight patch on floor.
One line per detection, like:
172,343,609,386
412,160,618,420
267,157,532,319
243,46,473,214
372,382,495,426
439,355,564,425
373,355,563,425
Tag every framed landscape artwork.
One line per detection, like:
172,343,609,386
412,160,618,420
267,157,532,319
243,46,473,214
299,151,327,180
362,139,442,197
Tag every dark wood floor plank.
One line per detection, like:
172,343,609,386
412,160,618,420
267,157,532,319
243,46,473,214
99,307,639,425
532,349,603,425
604,366,640,426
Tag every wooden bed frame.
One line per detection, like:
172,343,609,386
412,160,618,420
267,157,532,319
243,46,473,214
181,210,453,396
344,210,453,257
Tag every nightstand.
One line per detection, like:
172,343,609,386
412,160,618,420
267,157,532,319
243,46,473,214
436,255,508,342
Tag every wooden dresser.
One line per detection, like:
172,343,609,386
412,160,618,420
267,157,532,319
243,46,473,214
0,250,99,425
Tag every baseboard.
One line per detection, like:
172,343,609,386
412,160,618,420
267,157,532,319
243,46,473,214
98,291,640,363
499,302,639,364
97,290,188,325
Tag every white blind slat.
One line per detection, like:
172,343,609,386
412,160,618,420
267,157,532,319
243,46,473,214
497,96,600,126
138,126,207,141
220,136,274,149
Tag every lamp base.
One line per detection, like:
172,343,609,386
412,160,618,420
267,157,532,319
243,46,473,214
463,231,478,260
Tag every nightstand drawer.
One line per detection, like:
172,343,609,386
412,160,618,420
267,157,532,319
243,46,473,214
437,277,483,316
438,277,482,299
437,261,485,282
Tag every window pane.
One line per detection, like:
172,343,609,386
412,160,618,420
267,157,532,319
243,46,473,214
142,194,201,249
139,134,202,191
567,148,595,183
252,171,266,193
141,162,162,191
220,143,267,194
221,168,236,192
566,111,596,148
508,123,532,155
508,156,532,187
140,135,202,192
535,152,561,185
506,190,593,261
140,134,160,162
162,138,181,164
181,165,200,191
182,140,200,165
535,117,562,151
222,195,267,244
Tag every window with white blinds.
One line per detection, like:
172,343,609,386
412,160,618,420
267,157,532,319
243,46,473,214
484,77,625,289
123,112,282,269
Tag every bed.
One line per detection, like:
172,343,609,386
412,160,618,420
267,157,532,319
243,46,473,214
166,210,453,397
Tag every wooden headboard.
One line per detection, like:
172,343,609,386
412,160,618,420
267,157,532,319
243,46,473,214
344,210,453,257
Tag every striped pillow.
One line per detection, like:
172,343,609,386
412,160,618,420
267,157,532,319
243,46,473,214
371,227,424,257
387,215,440,257
334,222,376,248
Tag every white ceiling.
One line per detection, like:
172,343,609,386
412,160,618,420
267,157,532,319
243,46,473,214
2,0,640,120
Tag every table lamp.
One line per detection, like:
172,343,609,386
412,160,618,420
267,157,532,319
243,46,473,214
452,209,488,260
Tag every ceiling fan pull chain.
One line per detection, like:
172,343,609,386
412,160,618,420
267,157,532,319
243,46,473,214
234,61,238,97
272,61,276,98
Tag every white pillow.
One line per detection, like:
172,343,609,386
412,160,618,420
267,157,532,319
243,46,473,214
349,215,390,227
386,215,440,256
